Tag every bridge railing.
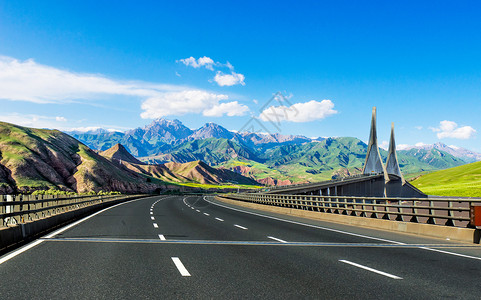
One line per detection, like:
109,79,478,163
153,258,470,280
220,193,481,228
263,173,380,193
0,194,143,228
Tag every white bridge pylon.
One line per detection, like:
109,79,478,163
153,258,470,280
362,107,404,183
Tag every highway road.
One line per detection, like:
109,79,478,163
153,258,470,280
1,194,481,299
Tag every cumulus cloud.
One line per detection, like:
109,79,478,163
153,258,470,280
430,120,476,139
0,56,182,104
203,101,249,117
214,71,245,86
259,100,337,123
140,90,249,118
178,56,246,87
177,56,215,70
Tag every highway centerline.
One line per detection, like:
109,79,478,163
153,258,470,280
339,260,403,279
171,257,191,277
158,234,166,241
151,216,155,220
153,223,158,228
215,218,224,222
203,213,210,216
234,224,248,230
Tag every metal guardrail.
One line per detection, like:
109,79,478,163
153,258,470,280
262,173,380,193
222,193,481,228
0,194,144,228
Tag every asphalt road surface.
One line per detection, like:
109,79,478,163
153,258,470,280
1,195,481,299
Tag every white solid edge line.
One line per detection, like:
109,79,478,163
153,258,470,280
0,240,43,265
234,224,248,230
215,217,224,222
267,236,288,243
204,196,481,261
419,247,481,261
1,196,158,265
158,234,166,241
153,223,159,228
172,257,191,276
339,260,403,279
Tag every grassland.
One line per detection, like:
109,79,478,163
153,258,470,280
411,160,481,197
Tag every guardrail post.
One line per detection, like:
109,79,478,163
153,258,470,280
410,200,419,223
445,200,455,226
394,198,404,222
427,199,436,225
5,195,18,225
360,198,366,217
371,198,379,219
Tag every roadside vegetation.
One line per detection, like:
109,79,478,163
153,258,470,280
411,160,481,197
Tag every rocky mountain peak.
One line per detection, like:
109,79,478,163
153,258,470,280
189,122,234,140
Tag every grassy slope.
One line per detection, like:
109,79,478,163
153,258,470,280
411,160,481,197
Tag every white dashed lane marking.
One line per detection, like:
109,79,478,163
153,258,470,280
267,236,287,243
339,260,402,280
234,224,248,230
172,257,191,277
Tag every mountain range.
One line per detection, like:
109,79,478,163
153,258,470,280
0,122,258,194
68,119,480,185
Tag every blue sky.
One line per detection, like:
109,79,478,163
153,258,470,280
1,1,480,151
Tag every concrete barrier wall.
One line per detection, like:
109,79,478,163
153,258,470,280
216,196,480,244
0,195,146,253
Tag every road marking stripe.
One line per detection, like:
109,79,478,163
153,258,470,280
150,212,153,215
191,207,195,210
158,234,166,240
234,224,248,230
1,196,157,265
172,257,191,276
203,197,404,244
0,240,43,265
215,217,224,222
339,260,402,279
203,213,210,216
151,216,155,220
203,197,481,261
153,223,158,228
267,236,287,243
196,210,200,213
419,247,481,261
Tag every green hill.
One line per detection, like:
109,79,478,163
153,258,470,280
411,160,481,197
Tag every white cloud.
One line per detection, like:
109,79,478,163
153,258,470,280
430,120,476,139
259,100,337,123
0,56,182,104
379,140,389,150
177,56,215,70
140,90,249,118
203,101,249,117
415,126,423,130
213,71,245,86
0,113,69,128
0,55,248,121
